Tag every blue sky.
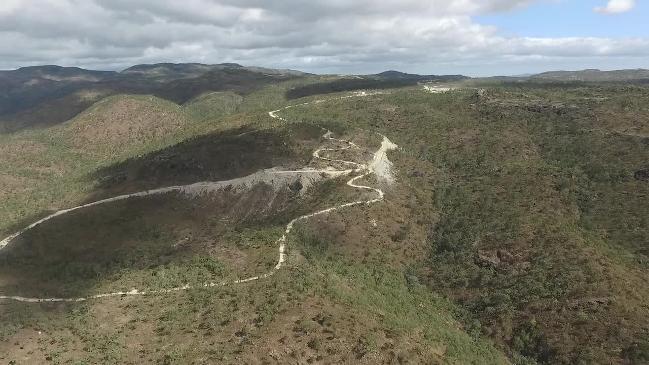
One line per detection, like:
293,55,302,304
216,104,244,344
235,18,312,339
477,1,647,39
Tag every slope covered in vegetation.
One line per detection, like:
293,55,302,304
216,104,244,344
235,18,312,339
281,83,649,364
2,75,648,363
0,80,511,364
0,64,304,132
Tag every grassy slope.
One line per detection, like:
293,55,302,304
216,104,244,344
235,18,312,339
280,84,649,364
0,66,301,132
184,91,243,122
0,75,334,235
0,90,269,236
0,81,508,364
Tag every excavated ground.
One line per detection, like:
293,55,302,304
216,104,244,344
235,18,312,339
0,117,387,301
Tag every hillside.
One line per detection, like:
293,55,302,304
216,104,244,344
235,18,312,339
62,95,192,157
375,70,468,82
1,73,649,364
0,66,116,85
285,71,468,99
0,64,306,132
120,63,223,81
121,63,309,81
279,82,649,364
0,80,510,364
532,68,649,82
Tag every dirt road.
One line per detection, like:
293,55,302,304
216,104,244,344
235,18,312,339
0,91,397,303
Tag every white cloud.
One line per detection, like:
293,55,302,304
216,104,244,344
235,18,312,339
594,0,636,14
0,0,645,75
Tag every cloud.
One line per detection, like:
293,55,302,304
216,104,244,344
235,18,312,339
0,0,645,75
594,0,635,14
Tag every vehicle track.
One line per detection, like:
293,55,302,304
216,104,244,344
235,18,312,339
0,91,396,303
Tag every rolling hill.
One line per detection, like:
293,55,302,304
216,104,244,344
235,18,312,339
1,66,648,364
531,68,649,82
0,63,307,132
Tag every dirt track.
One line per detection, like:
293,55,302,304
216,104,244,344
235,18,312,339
0,91,397,303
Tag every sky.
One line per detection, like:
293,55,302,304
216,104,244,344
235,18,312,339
0,0,646,76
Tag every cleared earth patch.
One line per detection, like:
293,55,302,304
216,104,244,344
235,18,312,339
0,178,340,298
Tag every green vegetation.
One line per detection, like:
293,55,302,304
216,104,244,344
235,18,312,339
294,226,509,364
183,91,243,122
285,72,467,99
281,84,649,364
0,82,311,236
2,77,648,364
0,64,304,131
0,190,283,297
285,77,421,99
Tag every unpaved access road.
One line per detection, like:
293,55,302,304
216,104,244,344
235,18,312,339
0,91,397,303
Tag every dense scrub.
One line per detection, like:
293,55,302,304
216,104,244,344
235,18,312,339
0,66,299,131
0,81,509,363
3,80,648,363
285,78,419,99
282,84,649,364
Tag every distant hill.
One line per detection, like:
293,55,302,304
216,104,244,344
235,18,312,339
375,70,468,82
120,63,222,81
151,67,297,104
531,68,649,82
0,66,116,129
242,66,310,77
286,70,469,99
0,65,116,82
121,63,309,81
0,63,307,131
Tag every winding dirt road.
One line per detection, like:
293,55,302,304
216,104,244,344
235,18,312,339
0,91,397,303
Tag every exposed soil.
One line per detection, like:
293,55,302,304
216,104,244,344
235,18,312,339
0,91,399,303
0,185,290,297
90,123,323,199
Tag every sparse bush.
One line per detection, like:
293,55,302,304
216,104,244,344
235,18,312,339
622,341,649,364
512,321,556,364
